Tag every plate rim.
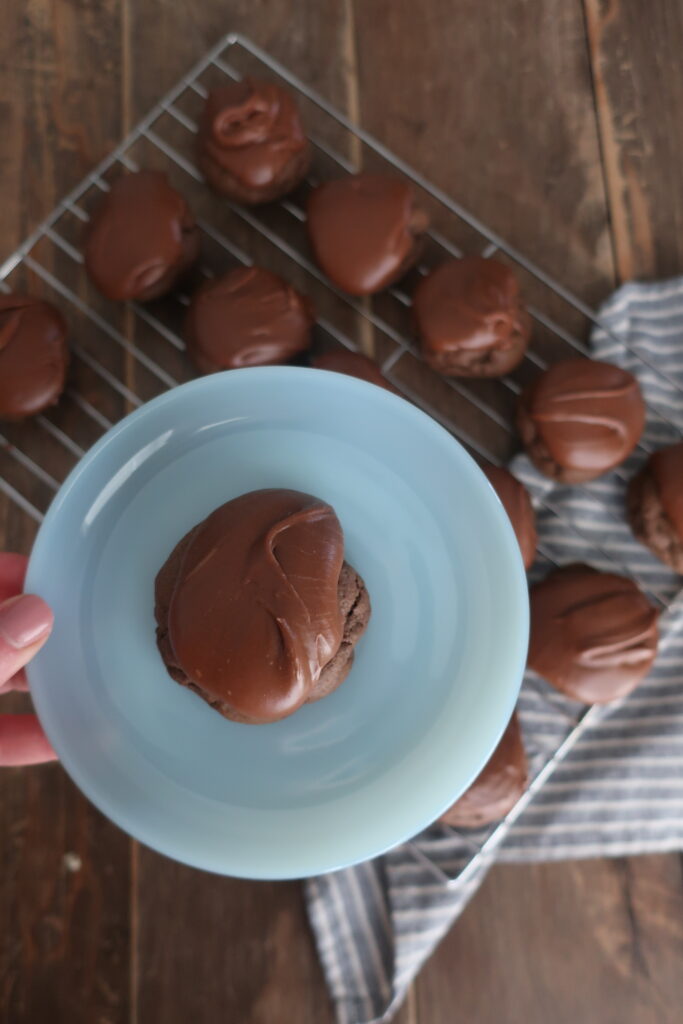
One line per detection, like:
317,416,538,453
26,366,529,878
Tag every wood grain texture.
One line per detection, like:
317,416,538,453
584,0,683,280
1,2,683,1023
0,5,132,1024
135,866,332,1024
352,0,615,304
418,857,683,1024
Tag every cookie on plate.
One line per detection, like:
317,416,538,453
155,489,371,724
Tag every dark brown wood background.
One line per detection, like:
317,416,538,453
2,2,683,1022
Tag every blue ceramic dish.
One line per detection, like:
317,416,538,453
26,367,528,878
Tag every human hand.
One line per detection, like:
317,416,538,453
0,553,56,765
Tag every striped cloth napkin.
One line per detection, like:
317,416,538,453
305,276,683,1024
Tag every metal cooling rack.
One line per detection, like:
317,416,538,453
1,32,679,887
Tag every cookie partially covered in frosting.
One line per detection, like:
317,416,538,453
312,349,397,392
0,294,69,421
84,171,200,302
439,713,528,829
413,258,531,377
628,442,683,572
528,563,658,703
185,266,314,372
155,489,371,724
307,173,428,296
482,466,537,570
517,358,645,482
197,79,311,204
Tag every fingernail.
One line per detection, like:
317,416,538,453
0,594,53,650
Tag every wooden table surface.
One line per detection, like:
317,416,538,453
2,2,683,1022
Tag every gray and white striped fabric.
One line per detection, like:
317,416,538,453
305,277,683,1024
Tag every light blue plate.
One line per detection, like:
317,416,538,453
26,367,528,878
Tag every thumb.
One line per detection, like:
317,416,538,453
0,594,53,685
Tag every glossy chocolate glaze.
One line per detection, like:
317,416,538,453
440,713,527,828
483,466,537,570
529,563,658,703
307,173,428,296
628,442,683,572
84,171,200,302
197,79,311,204
186,266,314,372
517,358,645,482
650,443,683,538
413,257,531,377
157,490,347,724
0,294,69,421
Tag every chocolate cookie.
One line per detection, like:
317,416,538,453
312,349,397,392
440,713,528,829
413,258,531,377
0,294,69,421
185,266,314,372
84,171,200,301
197,78,311,204
307,173,429,296
482,466,537,570
517,358,645,482
306,561,372,701
628,442,683,572
155,489,371,724
528,563,658,703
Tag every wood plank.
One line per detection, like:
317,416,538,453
0,4,132,1023
135,866,333,1024
418,858,683,1024
584,0,683,280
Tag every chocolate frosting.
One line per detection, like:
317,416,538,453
529,563,658,703
518,358,645,481
307,174,428,296
650,442,683,538
197,79,310,203
185,266,314,372
312,349,396,392
0,294,69,421
482,466,537,570
84,171,200,301
627,443,683,573
164,490,345,724
440,713,528,828
413,258,531,376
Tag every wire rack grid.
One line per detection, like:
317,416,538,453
0,32,674,887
